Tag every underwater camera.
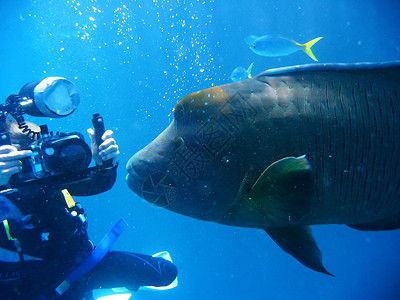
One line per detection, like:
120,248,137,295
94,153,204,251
0,77,106,187
15,127,93,183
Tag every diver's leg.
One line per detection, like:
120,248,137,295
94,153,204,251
0,261,24,299
0,260,50,300
0,259,90,300
68,251,178,295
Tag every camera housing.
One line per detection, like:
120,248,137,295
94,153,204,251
0,78,108,189
11,132,92,185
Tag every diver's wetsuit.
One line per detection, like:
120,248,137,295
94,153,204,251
0,165,177,300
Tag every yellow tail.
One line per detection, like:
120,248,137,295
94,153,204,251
296,37,323,62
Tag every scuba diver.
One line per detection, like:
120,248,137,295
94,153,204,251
0,78,178,299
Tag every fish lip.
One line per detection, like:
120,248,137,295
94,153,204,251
127,164,141,180
126,164,146,194
126,151,153,182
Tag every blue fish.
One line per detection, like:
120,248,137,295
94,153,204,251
230,62,254,82
245,35,323,61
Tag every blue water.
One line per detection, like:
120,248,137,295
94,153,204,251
1,1,400,299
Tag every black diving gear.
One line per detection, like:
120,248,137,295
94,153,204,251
0,78,178,299
0,164,177,300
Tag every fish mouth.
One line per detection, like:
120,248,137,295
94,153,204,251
126,132,183,208
126,156,146,187
127,164,179,208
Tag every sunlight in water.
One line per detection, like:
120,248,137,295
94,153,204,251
29,0,218,117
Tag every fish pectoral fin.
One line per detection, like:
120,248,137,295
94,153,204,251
264,226,333,276
248,156,315,223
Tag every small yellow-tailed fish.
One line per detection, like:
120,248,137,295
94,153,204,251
230,62,254,82
245,34,323,61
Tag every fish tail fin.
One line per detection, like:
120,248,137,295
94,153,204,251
296,37,323,62
247,62,254,78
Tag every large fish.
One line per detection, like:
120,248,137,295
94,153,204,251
126,62,400,275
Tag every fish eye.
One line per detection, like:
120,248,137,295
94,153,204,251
173,136,185,151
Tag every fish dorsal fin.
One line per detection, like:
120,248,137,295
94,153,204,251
244,35,259,45
248,156,315,224
264,226,333,276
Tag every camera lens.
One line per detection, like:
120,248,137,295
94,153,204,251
58,144,90,171
41,135,92,174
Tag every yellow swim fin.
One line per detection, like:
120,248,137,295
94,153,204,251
296,37,323,62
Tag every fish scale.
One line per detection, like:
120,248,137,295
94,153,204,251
219,67,400,224
213,66,400,225
278,72,400,224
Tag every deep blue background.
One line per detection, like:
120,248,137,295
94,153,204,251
1,1,400,299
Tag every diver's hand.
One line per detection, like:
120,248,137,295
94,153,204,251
0,145,32,186
87,129,120,166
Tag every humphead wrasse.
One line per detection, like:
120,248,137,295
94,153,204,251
126,62,400,275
